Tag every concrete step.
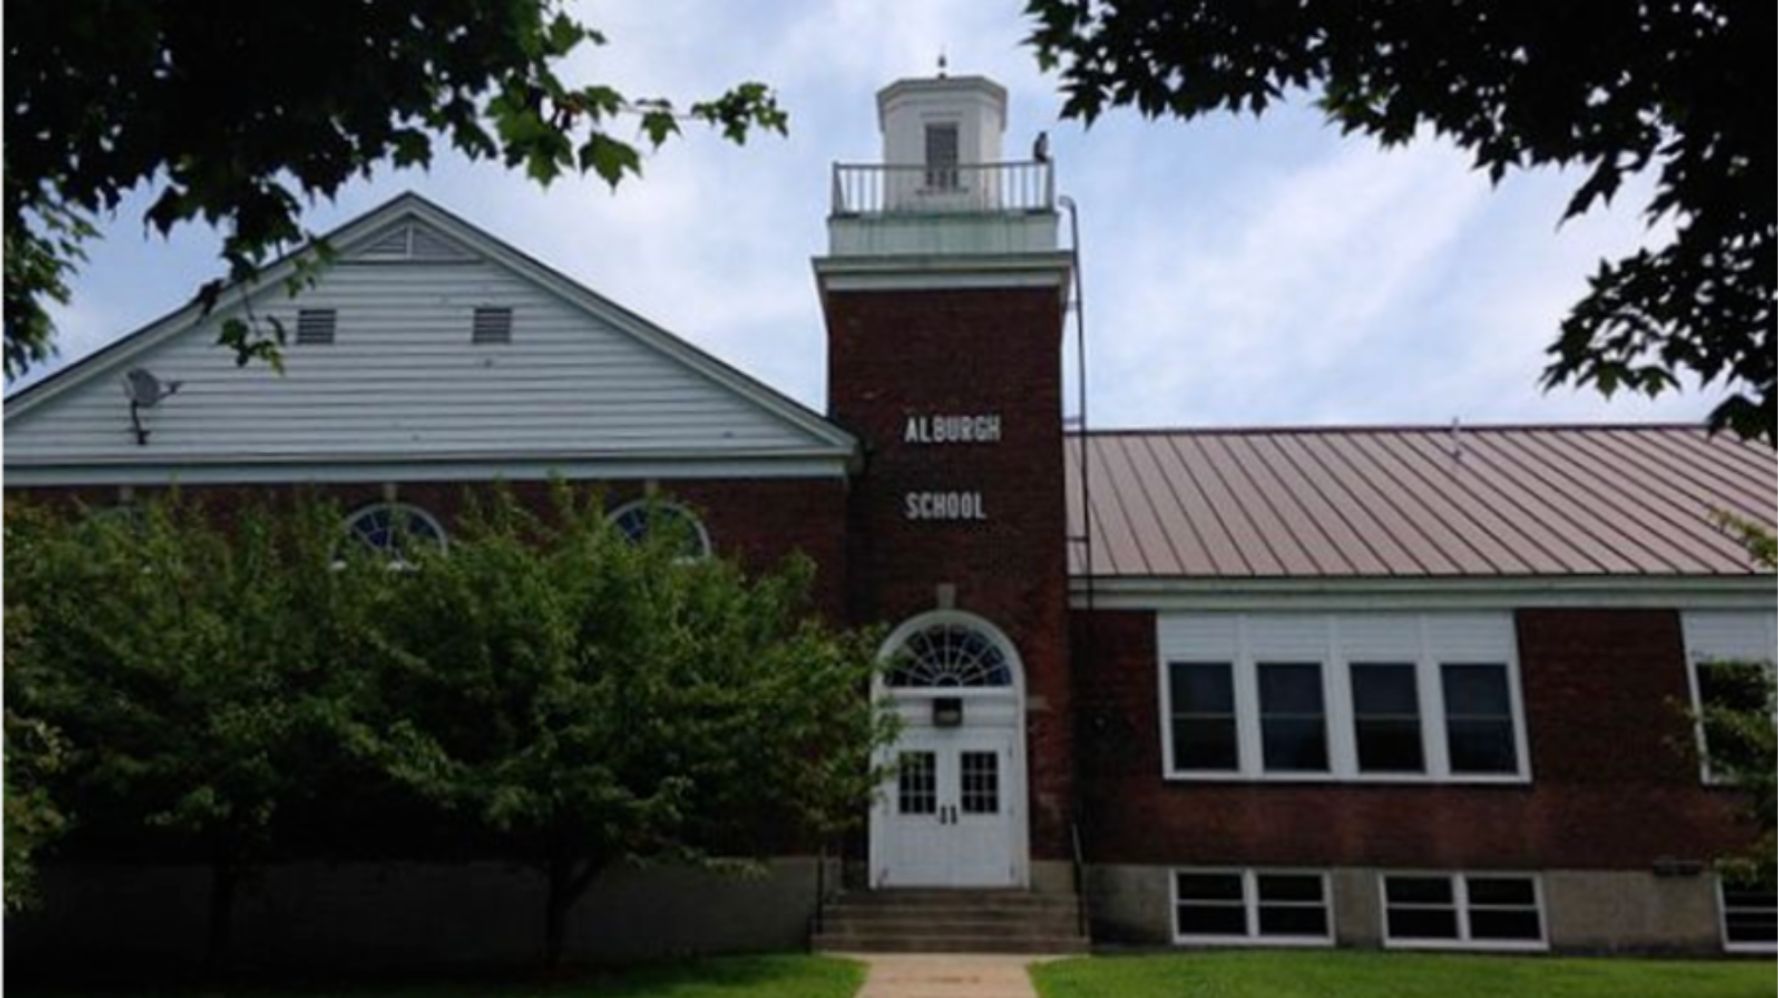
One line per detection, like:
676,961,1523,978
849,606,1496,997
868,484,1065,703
830,889,1082,910
811,932,1090,954
817,916,1081,938
823,902,1081,921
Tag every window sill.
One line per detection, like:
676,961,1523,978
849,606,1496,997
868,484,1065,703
1173,934,1333,948
1161,771,1532,787
1383,938,1548,953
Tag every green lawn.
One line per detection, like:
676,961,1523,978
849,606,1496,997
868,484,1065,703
14,954,865,998
1030,950,1777,998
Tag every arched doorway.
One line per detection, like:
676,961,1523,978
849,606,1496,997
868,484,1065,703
869,610,1028,888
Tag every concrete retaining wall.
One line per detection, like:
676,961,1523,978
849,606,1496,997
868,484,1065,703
6,858,830,974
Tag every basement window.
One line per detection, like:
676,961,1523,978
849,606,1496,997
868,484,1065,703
1382,873,1546,951
1173,869,1332,946
472,306,513,344
1720,877,1778,953
295,308,336,345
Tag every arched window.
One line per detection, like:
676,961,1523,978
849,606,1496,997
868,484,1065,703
340,502,446,563
885,618,1014,688
606,500,711,560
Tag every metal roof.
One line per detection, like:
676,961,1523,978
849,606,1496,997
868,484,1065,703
1066,425,1777,579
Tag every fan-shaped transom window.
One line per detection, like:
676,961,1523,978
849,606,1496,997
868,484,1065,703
340,503,446,562
886,620,1014,688
606,500,711,560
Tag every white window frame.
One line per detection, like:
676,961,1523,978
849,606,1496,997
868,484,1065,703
1157,613,1531,784
336,501,448,568
1680,611,1778,785
605,498,712,561
1379,871,1548,952
1717,876,1778,954
1171,867,1334,947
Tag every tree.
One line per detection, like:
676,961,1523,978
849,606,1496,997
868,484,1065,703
1025,0,1776,443
4,1,787,378
4,494,388,965
1692,514,1778,890
346,487,894,966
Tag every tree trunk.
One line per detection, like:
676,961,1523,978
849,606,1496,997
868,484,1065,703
542,855,601,968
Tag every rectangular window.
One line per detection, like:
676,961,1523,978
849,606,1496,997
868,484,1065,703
1157,613,1524,783
1382,873,1545,950
1173,869,1332,945
924,122,960,190
1720,877,1778,953
295,307,336,345
472,306,513,344
1258,662,1328,772
1440,664,1519,774
1351,663,1425,773
1683,611,1777,784
959,750,999,814
1168,662,1238,771
896,751,935,815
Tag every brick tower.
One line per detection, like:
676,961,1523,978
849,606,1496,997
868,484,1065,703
816,74,1075,891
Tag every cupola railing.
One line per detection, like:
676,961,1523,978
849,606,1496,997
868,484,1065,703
831,160,1054,217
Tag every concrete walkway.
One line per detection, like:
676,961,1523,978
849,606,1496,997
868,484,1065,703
847,953,1053,998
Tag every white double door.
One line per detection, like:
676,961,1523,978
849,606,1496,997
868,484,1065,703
876,726,1020,888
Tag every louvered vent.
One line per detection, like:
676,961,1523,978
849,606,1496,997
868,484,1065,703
295,308,337,345
362,225,411,257
411,227,465,260
472,307,512,344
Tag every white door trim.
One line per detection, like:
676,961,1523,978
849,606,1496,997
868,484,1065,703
869,609,1029,889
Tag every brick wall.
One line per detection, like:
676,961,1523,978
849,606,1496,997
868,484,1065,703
825,286,1073,858
1073,607,1751,869
7,476,850,621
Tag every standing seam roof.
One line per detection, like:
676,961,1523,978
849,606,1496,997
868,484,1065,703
1066,425,1778,579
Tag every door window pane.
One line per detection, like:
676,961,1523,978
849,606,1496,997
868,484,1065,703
1169,663,1238,771
1351,663,1425,773
1259,663,1328,772
1441,664,1518,774
960,750,999,814
896,751,935,815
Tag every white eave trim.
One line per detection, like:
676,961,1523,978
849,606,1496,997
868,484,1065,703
4,449,851,487
1072,574,1778,611
813,250,1072,292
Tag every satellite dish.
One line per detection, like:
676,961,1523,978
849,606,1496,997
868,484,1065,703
1033,131,1050,164
122,368,182,444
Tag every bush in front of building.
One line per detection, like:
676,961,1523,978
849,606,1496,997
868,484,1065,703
3,487,895,970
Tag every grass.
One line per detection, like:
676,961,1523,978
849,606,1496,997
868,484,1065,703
11,954,866,998
1030,950,1777,998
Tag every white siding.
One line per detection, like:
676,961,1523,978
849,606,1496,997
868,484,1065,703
9,248,829,466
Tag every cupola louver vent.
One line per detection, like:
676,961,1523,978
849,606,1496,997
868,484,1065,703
472,306,513,344
295,308,337,345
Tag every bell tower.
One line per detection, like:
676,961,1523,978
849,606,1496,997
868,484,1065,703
817,73,1075,886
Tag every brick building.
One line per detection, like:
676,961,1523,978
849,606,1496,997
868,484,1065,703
6,73,1774,961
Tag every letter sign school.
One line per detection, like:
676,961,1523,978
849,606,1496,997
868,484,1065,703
904,491,987,521
905,414,1002,444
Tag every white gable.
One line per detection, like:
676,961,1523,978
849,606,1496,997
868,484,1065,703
5,196,853,484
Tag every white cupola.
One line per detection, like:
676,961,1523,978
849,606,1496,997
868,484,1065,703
876,75,1008,168
825,72,1056,257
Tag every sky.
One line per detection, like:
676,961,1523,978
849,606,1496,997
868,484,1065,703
16,0,1718,430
